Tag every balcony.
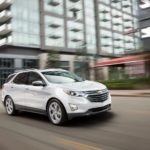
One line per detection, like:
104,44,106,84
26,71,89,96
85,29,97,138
124,26,132,29
0,10,12,23
49,23,61,28
102,44,110,47
48,0,60,6
71,38,82,42
114,46,122,49
0,0,12,11
122,4,131,8
113,15,121,18
49,35,61,39
102,35,111,39
114,38,122,41
0,24,12,36
69,7,80,12
125,40,132,43
70,28,81,32
113,23,121,26
111,0,120,3
70,0,80,2
100,10,109,14
124,19,131,22
101,19,110,22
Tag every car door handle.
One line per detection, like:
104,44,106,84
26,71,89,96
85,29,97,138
25,88,29,90
11,86,14,89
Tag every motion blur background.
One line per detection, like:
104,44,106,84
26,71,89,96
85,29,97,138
0,0,150,89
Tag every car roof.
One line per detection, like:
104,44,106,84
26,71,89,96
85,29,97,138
14,68,67,74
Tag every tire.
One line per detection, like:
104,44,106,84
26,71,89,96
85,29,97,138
5,96,17,115
47,99,68,125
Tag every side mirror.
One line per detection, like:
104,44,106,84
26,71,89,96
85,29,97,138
32,81,46,87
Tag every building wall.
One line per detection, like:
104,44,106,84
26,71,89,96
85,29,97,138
139,1,150,51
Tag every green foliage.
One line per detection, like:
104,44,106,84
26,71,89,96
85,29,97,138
46,51,60,68
99,77,150,90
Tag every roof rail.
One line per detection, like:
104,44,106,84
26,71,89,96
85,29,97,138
14,68,38,73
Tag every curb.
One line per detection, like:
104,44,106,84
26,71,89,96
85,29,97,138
111,94,150,97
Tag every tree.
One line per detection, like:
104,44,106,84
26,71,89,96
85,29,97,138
46,51,60,68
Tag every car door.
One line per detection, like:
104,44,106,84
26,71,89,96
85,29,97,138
24,71,48,110
10,72,29,106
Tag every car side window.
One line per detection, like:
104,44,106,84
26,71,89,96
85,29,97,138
13,72,28,85
28,72,44,85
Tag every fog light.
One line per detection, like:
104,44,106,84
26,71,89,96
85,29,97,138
69,104,78,111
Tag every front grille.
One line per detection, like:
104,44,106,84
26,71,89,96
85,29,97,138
85,90,109,102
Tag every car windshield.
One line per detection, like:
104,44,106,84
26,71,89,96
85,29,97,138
42,71,84,84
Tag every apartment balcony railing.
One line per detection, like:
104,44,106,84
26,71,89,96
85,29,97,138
48,0,61,6
101,35,111,39
122,3,131,8
0,24,12,36
70,0,80,3
69,4,81,12
70,28,81,32
111,0,120,3
100,10,109,14
124,19,132,22
48,32,62,39
49,23,61,28
0,10,12,23
0,0,12,11
71,38,82,42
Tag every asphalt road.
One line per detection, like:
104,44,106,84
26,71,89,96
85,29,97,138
0,96,150,150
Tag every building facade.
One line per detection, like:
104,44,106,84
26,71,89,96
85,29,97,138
139,0,150,50
0,0,140,86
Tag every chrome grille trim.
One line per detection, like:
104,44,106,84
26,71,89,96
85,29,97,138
83,89,109,102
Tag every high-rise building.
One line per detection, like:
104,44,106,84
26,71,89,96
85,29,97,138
0,0,140,86
139,0,150,50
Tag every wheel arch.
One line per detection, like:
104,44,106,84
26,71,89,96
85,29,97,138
4,95,12,106
46,97,67,114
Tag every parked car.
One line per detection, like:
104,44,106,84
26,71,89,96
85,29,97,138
1,69,111,125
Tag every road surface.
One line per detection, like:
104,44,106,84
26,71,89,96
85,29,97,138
0,96,150,150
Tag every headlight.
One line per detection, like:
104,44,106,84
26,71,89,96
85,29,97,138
64,90,85,97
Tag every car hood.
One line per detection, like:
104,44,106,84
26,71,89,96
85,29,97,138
55,80,106,91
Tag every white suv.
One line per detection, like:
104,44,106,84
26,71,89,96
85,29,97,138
1,69,111,125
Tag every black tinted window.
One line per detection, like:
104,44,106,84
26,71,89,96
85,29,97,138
13,72,28,84
28,72,43,85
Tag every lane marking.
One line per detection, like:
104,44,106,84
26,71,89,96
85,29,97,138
59,138,103,150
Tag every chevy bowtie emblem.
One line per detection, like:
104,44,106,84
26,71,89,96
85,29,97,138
97,90,103,94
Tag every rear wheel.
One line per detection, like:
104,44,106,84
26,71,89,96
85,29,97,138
47,99,68,125
5,97,17,115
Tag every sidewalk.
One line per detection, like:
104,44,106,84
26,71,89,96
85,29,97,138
110,89,150,97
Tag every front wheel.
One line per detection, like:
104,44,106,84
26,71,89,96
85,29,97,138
47,99,68,125
5,96,17,115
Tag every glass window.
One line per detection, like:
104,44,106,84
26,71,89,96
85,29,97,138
23,59,38,69
13,72,28,85
28,72,44,85
44,0,64,15
11,0,40,47
0,58,14,68
42,71,83,84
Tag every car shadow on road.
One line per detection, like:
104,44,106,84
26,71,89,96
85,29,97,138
12,111,117,128
66,111,117,127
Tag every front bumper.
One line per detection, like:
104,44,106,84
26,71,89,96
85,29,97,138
68,104,111,119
